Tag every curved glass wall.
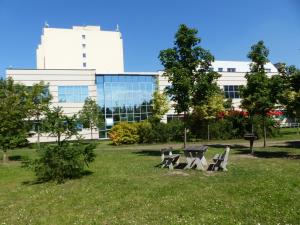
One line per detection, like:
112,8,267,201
96,74,157,138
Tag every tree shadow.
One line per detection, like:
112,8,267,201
235,149,300,159
270,141,300,148
21,170,94,185
133,149,181,157
8,155,24,161
207,144,248,149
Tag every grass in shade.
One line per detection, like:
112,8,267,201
0,130,300,224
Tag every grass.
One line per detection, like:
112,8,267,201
0,136,300,224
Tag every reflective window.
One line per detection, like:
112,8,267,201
96,74,157,138
227,68,236,72
224,85,242,99
58,86,89,103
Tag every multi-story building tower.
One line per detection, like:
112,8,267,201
36,25,124,73
7,24,279,141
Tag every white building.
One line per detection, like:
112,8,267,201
37,25,124,73
158,60,278,121
6,25,279,140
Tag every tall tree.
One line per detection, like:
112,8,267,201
27,82,52,148
0,78,29,163
240,41,274,150
78,98,103,140
159,24,220,147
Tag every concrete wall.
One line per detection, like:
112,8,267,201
6,69,100,141
37,26,124,73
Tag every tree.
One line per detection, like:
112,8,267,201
159,24,220,147
78,98,103,140
240,41,274,150
26,82,52,148
0,78,29,163
24,106,96,183
150,90,170,123
43,106,78,145
192,94,225,140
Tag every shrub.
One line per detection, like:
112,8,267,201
108,122,139,145
26,141,96,183
136,121,155,143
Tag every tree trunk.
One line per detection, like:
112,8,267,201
207,122,210,141
37,120,40,149
90,125,93,141
2,150,8,163
263,117,267,148
250,140,254,155
183,111,187,148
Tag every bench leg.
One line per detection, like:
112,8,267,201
193,158,205,170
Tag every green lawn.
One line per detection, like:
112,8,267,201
1,140,300,224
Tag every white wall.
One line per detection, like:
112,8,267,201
158,60,279,113
6,69,99,141
37,26,124,73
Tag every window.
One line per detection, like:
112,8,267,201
83,62,86,67
82,44,86,48
265,68,271,73
82,34,86,39
83,53,86,58
58,86,89,103
218,68,223,72
227,68,236,72
223,85,242,99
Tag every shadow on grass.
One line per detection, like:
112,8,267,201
207,144,248,149
270,141,300,148
133,149,182,157
235,149,300,159
8,155,24,161
22,170,94,185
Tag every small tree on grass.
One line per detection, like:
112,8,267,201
150,90,170,123
159,24,220,147
26,82,52,148
0,78,29,163
43,106,78,144
78,98,103,140
240,41,274,150
192,94,225,140
25,106,96,183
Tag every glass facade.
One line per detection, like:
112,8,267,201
96,74,157,138
58,86,89,103
224,85,242,99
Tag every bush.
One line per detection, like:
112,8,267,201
136,121,155,143
108,122,139,145
26,141,96,183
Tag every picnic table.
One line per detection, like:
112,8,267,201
160,147,180,170
183,145,208,170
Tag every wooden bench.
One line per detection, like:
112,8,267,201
160,147,180,170
208,146,230,171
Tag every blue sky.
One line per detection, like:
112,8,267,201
0,0,299,78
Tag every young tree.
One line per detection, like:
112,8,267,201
78,98,103,140
240,41,274,149
150,90,170,123
159,24,220,147
26,106,96,183
43,106,78,145
192,94,225,140
0,78,29,163
27,82,52,148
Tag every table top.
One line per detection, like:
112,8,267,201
184,145,208,152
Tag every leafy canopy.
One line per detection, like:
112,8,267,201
159,24,221,114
